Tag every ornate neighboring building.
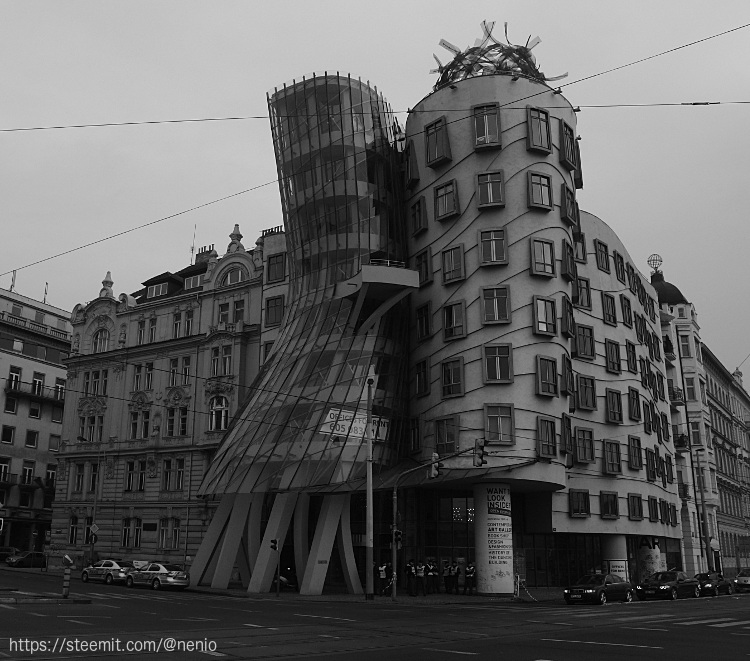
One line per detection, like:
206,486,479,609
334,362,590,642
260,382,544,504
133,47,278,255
49,225,288,568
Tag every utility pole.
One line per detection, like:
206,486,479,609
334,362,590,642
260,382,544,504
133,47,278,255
695,449,714,571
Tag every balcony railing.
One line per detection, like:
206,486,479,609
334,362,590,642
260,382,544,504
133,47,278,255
668,386,685,406
0,311,70,341
261,225,284,236
0,472,18,486
678,483,691,500
4,380,65,404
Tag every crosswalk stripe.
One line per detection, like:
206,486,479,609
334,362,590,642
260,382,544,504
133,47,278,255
615,614,680,622
675,618,736,625
710,620,750,628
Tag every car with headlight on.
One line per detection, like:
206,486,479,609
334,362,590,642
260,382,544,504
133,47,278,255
563,573,634,605
635,571,700,600
733,569,750,593
81,559,135,585
124,562,189,590
695,571,734,597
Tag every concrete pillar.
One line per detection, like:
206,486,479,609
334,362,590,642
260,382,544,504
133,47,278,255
636,535,666,582
602,535,628,581
473,483,513,594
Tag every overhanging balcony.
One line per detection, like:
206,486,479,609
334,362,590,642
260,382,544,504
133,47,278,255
4,380,65,405
669,386,685,410
678,483,691,500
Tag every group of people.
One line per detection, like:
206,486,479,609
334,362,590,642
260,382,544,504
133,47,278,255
376,559,476,596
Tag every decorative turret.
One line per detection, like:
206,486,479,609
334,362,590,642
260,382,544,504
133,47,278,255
99,271,114,299
226,224,245,254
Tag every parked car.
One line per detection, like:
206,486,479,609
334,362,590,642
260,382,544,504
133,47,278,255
695,571,734,596
0,547,21,562
125,562,189,590
733,569,750,593
635,571,700,600
563,573,634,605
5,551,47,568
81,559,135,585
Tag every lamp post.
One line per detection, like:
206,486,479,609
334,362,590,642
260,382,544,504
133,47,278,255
365,377,374,601
695,448,715,571
77,436,103,564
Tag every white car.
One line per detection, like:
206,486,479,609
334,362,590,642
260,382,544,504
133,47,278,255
734,569,750,593
81,559,135,585
125,562,189,590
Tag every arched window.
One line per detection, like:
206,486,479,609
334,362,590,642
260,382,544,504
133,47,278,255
209,396,229,431
92,329,109,353
220,268,247,287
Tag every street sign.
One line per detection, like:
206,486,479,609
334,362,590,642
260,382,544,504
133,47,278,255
89,533,98,545
90,523,99,534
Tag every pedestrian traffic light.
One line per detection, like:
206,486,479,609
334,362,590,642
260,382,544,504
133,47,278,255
429,452,443,478
270,538,278,551
473,439,487,467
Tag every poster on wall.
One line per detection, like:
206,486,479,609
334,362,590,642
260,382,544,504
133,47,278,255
474,483,514,594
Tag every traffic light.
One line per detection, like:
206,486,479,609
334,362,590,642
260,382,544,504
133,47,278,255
429,452,442,478
394,529,402,548
270,538,278,551
473,439,488,467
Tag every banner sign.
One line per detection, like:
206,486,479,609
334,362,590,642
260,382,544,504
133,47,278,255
319,408,389,442
474,483,514,594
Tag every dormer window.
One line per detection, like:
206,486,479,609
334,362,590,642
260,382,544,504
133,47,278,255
184,275,202,290
221,268,247,286
147,283,168,298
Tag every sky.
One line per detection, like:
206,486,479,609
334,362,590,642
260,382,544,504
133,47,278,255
1,0,749,373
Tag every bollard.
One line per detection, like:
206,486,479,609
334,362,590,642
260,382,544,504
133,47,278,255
62,566,70,599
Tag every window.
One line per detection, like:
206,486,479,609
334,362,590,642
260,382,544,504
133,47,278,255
233,300,245,323
605,340,621,374
414,248,434,286
184,275,202,290
569,490,590,517
561,240,576,282
184,310,193,336
626,341,637,373
473,104,500,148
209,396,229,431
527,172,553,210
159,517,181,550
526,106,551,152
600,492,619,519
28,401,41,419
3,397,17,414
74,464,84,491
166,407,188,437
620,295,633,327
267,253,286,282
442,246,464,283
628,388,641,421
147,283,168,298
606,389,623,424
425,116,451,166
441,359,464,398
88,462,99,493
145,363,153,390
536,356,558,396
434,181,459,220
646,449,657,481
172,313,181,339
486,404,514,444
559,120,578,169
648,496,659,522
613,251,626,283
530,239,555,276
169,358,178,386
479,230,507,265
577,375,597,410
477,171,504,207
181,357,191,385
435,416,458,455
561,295,575,339
129,411,150,440
573,232,587,262
92,329,109,353
133,365,142,391
221,268,246,286
533,296,556,336
575,324,595,360
602,293,617,326
537,416,556,457
148,318,156,342
628,494,643,520
628,436,643,470
685,378,696,401
69,515,79,545
481,287,510,324
575,277,591,309
122,517,143,548
679,335,691,358
409,418,421,453
443,302,465,340
25,430,38,448
266,296,284,326
594,239,610,273
484,344,513,383
415,360,429,396
603,440,622,474
222,345,232,375
561,355,575,397
162,458,185,491
1,426,14,444
416,304,431,340
410,196,427,234
560,184,578,227
263,341,274,361
218,303,230,324
405,140,419,188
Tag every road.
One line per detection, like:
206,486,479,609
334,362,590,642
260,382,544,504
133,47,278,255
0,568,747,660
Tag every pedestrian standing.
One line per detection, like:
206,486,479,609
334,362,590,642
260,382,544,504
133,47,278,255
376,561,387,595
464,561,476,595
450,560,461,594
406,559,417,596
416,560,427,596
426,558,438,594
442,561,451,594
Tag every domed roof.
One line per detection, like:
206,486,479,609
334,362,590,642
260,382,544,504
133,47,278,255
650,271,688,306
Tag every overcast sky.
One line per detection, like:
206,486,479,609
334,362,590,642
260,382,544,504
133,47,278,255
1,0,749,373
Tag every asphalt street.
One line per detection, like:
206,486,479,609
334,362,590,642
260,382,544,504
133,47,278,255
0,567,747,660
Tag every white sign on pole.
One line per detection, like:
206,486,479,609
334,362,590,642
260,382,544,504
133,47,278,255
319,408,389,442
474,483,514,594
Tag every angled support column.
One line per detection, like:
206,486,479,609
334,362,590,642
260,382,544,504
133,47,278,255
247,492,298,593
337,495,363,594
211,493,255,589
293,492,310,582
189,495,235,586
247,493,263,570
299,494,346,596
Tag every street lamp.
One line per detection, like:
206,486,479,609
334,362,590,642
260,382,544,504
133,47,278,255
694,447,715,571
365,377,375,601
77,436,103,564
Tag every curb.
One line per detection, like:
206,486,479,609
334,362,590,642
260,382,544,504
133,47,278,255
0,598,92,605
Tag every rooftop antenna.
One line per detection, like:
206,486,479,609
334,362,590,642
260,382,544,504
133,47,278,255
190,223,197,265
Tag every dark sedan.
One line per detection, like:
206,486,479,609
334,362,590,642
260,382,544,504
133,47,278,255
564,573,634,605
635,571,700,600
5,551,47,568
695,571,734,596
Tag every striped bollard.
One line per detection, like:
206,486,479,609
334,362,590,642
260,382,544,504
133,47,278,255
62,567,70,599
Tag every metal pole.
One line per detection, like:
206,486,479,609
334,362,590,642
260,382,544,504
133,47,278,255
276,548,280,598
696,450,715,571
62,566,70,599
391,483,398,601
89,447,101,564
365,377,374,600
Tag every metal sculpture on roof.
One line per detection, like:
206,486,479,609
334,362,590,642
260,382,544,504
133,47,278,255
431,20,567,91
